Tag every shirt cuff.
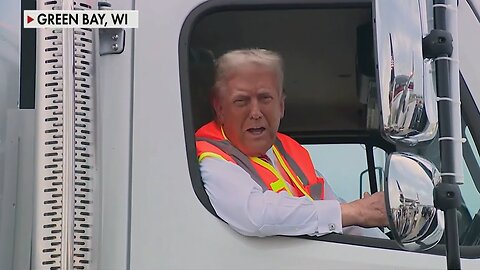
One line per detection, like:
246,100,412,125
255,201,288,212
313,200,343,236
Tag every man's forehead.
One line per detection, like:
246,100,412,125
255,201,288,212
229,87,277,95
215,63,283,98
226,69,280,87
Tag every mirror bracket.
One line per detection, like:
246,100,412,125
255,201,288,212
434,182,462,211
422,29,453,59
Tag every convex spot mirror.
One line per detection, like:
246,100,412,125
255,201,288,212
384,152,445,251
374,0,438,145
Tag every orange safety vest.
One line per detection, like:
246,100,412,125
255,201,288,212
195,121,325,200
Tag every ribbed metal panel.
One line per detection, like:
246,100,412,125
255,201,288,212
33,1,96,269
72,1,95,268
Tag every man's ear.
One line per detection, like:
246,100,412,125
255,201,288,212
280,92,286,119
212,96,224,124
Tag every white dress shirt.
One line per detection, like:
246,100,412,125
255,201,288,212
200,148,387,238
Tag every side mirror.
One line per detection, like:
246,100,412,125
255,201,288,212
374,0,438,145
384,152,444,251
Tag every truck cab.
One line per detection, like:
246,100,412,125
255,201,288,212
1,0,480,269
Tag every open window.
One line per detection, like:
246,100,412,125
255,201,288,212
179,0,480,258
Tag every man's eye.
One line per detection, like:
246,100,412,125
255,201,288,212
262,96,273,102
234,99,246,105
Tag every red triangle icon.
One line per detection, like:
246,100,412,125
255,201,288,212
27,16,34,24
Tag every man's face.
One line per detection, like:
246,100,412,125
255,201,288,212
214,64,285,156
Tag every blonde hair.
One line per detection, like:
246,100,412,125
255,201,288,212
212,49,284,98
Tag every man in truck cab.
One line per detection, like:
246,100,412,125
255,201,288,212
195,49,388,237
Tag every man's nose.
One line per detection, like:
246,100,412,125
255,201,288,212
249,100,263,120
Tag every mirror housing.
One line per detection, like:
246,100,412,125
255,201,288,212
384,152,445,251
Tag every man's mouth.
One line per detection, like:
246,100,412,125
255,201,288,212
246,127,266,135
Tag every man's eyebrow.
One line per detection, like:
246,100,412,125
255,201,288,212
258,89,278,97
231,87,249,93
257,88,274,94
231,92,249,99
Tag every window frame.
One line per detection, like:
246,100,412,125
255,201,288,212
178,0,480,259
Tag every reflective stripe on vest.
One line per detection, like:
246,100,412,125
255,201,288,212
250,155,295,196
272,143,313,200
199,152,226,162
197,137,268,191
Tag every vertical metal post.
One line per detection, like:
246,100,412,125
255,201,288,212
433,0,462,269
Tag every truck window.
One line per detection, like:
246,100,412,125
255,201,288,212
304,144,386,202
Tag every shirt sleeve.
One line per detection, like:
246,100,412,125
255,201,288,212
200,157,343,237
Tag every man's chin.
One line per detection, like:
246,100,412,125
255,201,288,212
241,143,272,157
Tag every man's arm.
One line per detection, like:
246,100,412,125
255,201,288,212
200,157,343,237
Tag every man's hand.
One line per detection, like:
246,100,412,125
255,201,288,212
340,191,388,228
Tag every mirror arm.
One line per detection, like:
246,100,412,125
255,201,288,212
422,29,453,59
